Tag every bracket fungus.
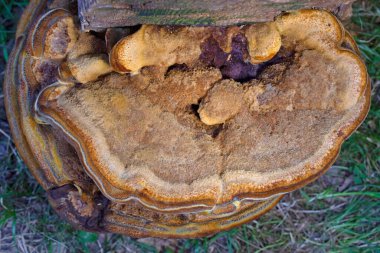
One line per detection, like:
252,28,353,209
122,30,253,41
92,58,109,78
4,0,370,238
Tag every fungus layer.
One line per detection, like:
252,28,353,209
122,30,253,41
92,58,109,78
5,0,370,238
35,10,369,210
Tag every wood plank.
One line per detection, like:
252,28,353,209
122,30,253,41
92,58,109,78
78,0,354,31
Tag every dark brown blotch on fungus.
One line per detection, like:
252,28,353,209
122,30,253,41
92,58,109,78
48,184,109,231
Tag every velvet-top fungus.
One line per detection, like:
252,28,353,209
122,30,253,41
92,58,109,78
4,0,370,238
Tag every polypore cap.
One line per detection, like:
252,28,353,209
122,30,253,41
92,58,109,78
67,54,113,83
198,80,244,125
30,9,78,59
245,22,281,64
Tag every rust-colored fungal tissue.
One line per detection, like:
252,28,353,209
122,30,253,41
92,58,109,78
4,0,370,238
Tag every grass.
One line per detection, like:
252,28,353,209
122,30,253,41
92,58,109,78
0,0,379,252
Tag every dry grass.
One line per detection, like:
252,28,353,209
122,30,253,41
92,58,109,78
1,0,379,252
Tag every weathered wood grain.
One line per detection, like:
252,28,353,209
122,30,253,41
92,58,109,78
78,0,354,31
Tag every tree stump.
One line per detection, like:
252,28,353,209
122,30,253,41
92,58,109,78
78,0,355,31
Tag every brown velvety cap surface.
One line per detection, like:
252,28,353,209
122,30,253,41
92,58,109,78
5,0,370,237
35,10,369,211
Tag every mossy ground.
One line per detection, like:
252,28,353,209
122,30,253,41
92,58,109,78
0,1,379,252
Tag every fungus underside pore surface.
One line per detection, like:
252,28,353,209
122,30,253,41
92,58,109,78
1,0,380,252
